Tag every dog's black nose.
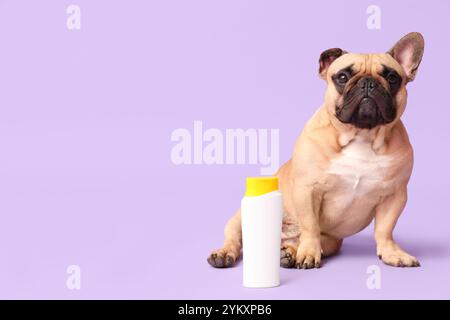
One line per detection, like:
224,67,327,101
358,76,378,95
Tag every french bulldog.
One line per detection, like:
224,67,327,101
208,32,424,269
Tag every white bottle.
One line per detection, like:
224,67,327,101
241,176,283,288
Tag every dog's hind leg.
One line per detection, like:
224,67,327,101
320,233,343,257
207,209,242,268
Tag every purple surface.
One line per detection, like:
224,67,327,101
0,0,449,299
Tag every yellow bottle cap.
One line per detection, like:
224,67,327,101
245,176,279,197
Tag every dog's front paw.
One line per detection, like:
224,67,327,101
377,241,420,267
295,238,322,269
207,248,237,268
280,246,297,268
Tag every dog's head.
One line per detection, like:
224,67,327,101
319,32,424,130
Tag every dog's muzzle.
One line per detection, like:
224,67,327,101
336,76,396,129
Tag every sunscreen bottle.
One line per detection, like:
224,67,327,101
241,176,283,288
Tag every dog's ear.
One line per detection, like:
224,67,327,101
388,32,424,82
319,48,346,79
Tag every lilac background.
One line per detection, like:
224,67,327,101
0,0,449,299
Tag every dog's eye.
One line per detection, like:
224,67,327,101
337,73,349,84
387,73,399,84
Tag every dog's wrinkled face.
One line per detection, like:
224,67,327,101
329,54,402,129
319,32,424,130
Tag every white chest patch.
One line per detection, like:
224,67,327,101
328,137,392,198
